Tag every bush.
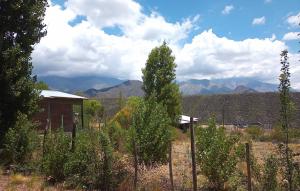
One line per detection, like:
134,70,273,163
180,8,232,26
245,125,264,140
261,155,279,191
2,113,39,169
128,99,172,166
41,128,71,182
64,129,101,189
195,117,241,190
64,129,127,190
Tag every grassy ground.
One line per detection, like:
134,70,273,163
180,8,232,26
1,129,300,190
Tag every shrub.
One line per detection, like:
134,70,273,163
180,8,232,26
195,117,241,190
41,128,71,182
64,129,127,190
245,125,264,140
2,113,39,169
64,129,101,189
128,99,172,166
261,155,279,191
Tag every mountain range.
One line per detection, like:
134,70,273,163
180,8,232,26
38,75,281,98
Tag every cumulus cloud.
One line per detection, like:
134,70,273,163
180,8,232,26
252,16,266,25
287,12,300,27
32,0,300,89
222,5,234,15
283,32,300,41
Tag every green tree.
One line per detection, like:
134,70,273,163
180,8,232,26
195,117,240,190
142,41,181,124
35,81,49,90
0,0,48,147
279,49,294,190
84,99,104,127
128,99,172,166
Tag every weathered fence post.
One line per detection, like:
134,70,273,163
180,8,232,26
246,143,252,191
190,117,197,191
169,141,174,191
133,140,138,190
71,122,76,152
42,119,49,157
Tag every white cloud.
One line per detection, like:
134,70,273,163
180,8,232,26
31,0,300,89
252,16,266,25
283,32,300,41
65,0,142,28
222,5,234,15
264,0,272,4
287,12,300,27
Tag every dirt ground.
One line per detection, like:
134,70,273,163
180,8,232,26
1,140,300,191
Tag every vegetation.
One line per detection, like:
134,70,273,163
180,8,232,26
261,155,279,191
83,99,104,128
2,113,39,169
128,99,172,166
0,0,48,148
142,41,181,124
279,49,294,191
195,117,241,190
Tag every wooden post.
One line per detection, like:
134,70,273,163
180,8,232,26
71,123,76,152
169,141,174,191
42,119,49,157
133,140,138,190
190,117,197,191
246,143,252,191
81,100,84,128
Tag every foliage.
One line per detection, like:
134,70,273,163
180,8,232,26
41,128,71,182
128,99,172,166
195,117,241,190
0,0,48,148
64,129,122,190
107,97,142,151
35,81,49,90
2,113,39,168
261,155,279,191
142,41,181,124
279,49,294,190
83,99,104,128
276,143,300,190
245,125,264,140
64,129,101,188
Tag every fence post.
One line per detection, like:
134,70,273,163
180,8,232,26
133,140,138,190
190,117,197,191
169,141,174,191
246,143,252,191
71,123,76,152
42,119,49,157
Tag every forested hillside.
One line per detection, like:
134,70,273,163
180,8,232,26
182,92,300,127
101,92,300,127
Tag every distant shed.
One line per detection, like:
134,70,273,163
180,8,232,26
33,90,87,132
179,115,198,131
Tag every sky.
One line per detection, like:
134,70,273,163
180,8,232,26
32,0,300,88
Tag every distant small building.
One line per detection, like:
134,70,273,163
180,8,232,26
33,90,87,132
179,115,198,131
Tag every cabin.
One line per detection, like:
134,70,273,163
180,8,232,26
33,90,87,132
179,115,198,131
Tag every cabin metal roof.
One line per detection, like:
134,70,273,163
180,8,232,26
180,115,198,124
40,90,87,100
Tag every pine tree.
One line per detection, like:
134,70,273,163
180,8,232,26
0,0,48,147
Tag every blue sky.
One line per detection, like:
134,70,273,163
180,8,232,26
33,0,300,88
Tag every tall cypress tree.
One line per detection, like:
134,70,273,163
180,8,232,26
0,1,48,147
142,41,181,124
278,49,293,191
